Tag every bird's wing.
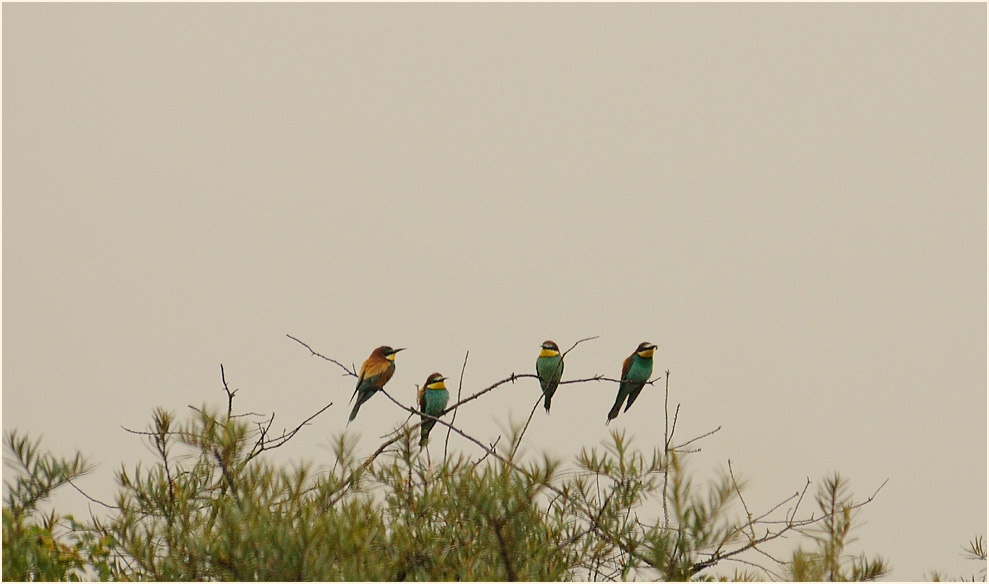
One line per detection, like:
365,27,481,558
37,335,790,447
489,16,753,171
620,352,634,381
351,367,367,403
417,385,426,413
361,358,395,388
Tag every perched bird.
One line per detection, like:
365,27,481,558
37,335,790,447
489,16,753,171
606,342,657,424
349,345,405,422
536,340,565,412
418,372,450,446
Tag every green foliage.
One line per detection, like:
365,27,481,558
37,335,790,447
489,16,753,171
928,536,987,582
2,363,901,581
784,473,888,582
2,431,97,581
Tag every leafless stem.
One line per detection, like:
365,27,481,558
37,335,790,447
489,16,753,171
728,459,756,540
66,479,119,510
670,426,722,451
472,436,501,467
244,401,334,462
286,334,358,377
786,478,812,525
219,364,236,419
561,335,600,358
444,350,469,462
509,395,543,460
378,389,499,463
663,370,671,528
667,404,681,448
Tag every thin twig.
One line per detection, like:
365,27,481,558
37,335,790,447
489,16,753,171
286,334,358,377
722,556,783,581
220,364,236,419
663,369,671,528
668,404,681,447
67,479,119,510
322,432,403,509
670,426,722,451
786,478,812,525
664,370,671,451
120,426,180,437
444,350,469,462
561,335,600,358
472,436,501,467
689,478,890,575
509,395,543,460
244,401,334,462
378,389,499,463
728,459,756,540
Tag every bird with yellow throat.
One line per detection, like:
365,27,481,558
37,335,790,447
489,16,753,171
349,345,405,422
536,340,565,412
418,372,449,446
606,342,656,424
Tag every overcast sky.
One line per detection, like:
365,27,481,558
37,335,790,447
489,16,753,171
3,3,986,580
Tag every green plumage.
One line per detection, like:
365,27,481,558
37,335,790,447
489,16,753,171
349,372,388,422
607,348,654,423
420,386,449,446
536,353,564,412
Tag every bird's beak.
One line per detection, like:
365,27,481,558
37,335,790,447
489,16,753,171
393,348,406,354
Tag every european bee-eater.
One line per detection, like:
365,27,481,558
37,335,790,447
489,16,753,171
606,342,657,424
418,372,449,446
349,345,405,422
536,340,565,412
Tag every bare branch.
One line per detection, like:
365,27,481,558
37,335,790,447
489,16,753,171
667,403,681,448
509,394,544,460
670,426,722,452
244,401,334,463
728,459,756,540
445,350,469,462
786,478,812,525
67,478,119,510
218,364,238,419
472,436,501,467
286,334,358,377
561,335,600,358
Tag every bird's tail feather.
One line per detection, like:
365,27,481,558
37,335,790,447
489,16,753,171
420,420,435,446
607,398,623,424
624,385,645,413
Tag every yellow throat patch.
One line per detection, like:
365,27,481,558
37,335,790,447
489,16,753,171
426,380,447,391
637,348,655,359
539,348,560,358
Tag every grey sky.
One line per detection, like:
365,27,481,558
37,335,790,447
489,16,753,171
3,3,986,580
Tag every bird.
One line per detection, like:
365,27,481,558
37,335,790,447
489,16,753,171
535,340,565,412
418,372,449,446
349,345,405,422
606,342,657,424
